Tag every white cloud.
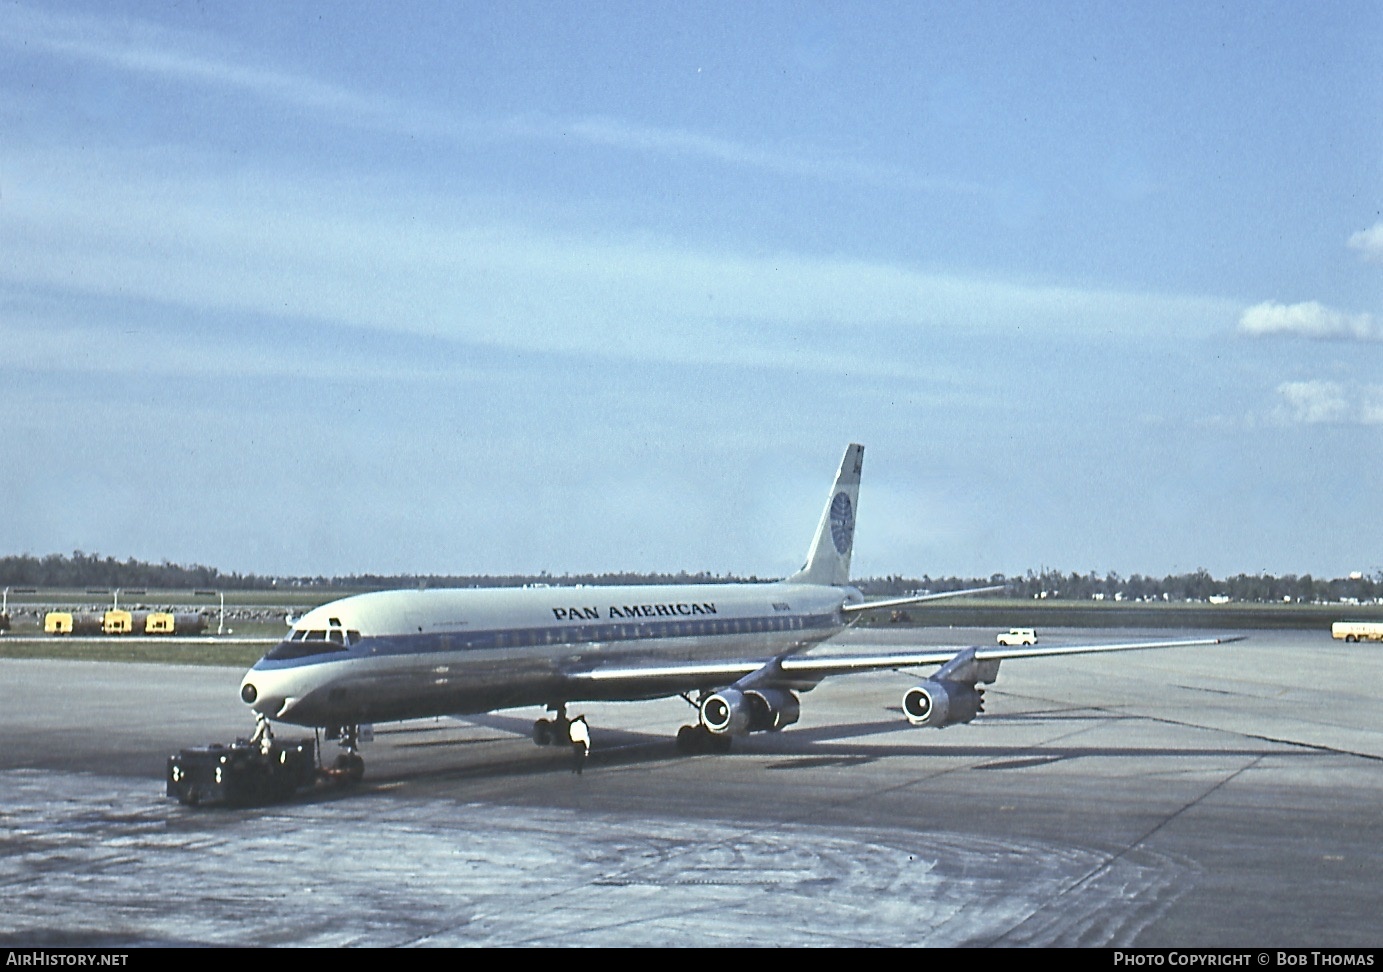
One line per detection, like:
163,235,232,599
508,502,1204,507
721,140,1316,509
1348,222,1383,264
1275,381,1348,423
1274,380,1383,426
1239,223,1383,343
1238,301,1378,341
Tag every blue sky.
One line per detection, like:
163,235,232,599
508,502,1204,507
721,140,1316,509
2,1,1381,580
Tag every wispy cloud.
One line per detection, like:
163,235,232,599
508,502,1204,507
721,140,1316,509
516,115,987,195
1,5,458,136
1348,222,1383,264
1274,380,1383,426
1238,301,1378,341
1,5,981,196
0,145,1235,386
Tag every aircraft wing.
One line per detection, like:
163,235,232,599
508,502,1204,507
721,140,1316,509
572,659,771,700
780,634,1242,673
839,584,1005,614
572,634,1241,698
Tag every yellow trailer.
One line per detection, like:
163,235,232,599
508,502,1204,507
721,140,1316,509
45,612,74,635
145,612,176,634
103,610,134,635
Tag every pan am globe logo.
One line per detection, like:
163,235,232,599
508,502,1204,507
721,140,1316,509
829,492,854,554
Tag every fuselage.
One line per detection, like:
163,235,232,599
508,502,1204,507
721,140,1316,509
240,581,860,728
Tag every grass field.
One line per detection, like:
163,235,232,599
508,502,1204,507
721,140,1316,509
851,596,1383,631
0,638,267,667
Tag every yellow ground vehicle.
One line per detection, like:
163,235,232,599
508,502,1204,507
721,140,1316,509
145,612,176,634
44,609,207,635
103,610,134,634
44,612,74,635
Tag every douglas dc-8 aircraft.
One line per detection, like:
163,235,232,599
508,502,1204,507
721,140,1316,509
239,444,1237,778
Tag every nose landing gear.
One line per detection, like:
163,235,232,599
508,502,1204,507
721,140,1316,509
324,724,367,783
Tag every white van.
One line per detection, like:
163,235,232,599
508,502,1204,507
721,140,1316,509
997,627,1038,646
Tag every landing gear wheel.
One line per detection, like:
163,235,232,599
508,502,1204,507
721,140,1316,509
676,724,733,755
676,725,699,754
533,719,555,746
333,752,365,784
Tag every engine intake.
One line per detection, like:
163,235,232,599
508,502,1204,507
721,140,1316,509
700,687,801,735
901,679,983,728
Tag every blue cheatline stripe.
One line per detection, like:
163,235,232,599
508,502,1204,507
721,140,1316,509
253,611,842,670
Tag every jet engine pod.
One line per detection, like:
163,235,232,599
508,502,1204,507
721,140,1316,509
901,679,982,728
700,687,802,735
745,688,800,731
700,688,751,735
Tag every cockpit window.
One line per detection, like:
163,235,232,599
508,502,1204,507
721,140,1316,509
265,629,350,660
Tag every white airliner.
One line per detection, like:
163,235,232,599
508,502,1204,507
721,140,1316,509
239,444,1237,777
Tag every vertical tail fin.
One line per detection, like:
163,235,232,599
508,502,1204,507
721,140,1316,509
788,443,864,586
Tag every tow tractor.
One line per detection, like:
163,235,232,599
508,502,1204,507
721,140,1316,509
166,715,363,807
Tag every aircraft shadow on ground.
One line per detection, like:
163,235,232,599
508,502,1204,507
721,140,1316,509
283,708,1296,800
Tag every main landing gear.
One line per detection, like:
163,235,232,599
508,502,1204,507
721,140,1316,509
676,724,732,754
532,703,570,746
675,693,733,754
531,702,730,756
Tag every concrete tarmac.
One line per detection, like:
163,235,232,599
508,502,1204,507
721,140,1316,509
0,627,1379,947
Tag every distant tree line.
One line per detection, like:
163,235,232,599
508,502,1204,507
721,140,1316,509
0,552,277,591
2,554,1379,604
859,569,1383,604
342,570,774,589
0,554,771,592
